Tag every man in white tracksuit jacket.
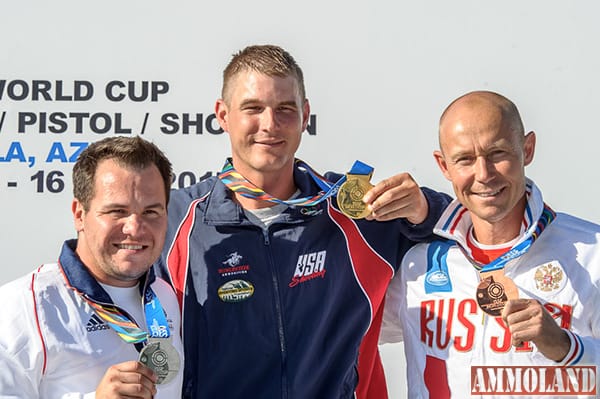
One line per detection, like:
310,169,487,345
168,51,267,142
0,137,183,398
381,91,600,398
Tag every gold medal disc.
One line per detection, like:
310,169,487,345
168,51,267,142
337,174,374,219
476,270,519,316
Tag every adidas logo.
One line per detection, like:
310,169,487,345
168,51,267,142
86,314,110,332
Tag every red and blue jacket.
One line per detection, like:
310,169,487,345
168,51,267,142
156,164,450,399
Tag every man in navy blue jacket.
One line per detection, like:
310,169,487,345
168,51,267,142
157,44,450,399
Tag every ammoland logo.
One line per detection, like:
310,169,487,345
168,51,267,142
471,365,596,396
218,279,254,303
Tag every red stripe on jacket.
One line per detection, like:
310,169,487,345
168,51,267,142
166,198,203,309
328,203,394,399
31,266,48,375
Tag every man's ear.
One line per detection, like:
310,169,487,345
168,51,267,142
215,99,229,132
72,199,85,232
433,150,452,181
301,99,310,132
523,131,536,166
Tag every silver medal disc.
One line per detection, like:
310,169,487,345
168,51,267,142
138,339,181,385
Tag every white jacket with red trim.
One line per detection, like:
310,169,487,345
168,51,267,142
381,179,600,398
0,240,183,399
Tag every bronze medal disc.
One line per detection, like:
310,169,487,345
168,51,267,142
337,174,374,219
476,270,519,316
139,339,180,385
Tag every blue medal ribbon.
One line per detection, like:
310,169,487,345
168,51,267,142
143,287,170,339
477,205,556,272
347,160,374,176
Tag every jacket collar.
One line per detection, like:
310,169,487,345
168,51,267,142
433,178,546,251
58,239,155,304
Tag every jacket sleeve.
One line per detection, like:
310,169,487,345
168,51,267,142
379,270,405,344
322,170,451,240
557,288,600,368
0,346,41,398
397,187,451,241
0,279,43,398
155,186,199,285
155,181,213,306
554,219,600,369
568,333,600,368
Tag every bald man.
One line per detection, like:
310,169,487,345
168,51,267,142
381,91,600,398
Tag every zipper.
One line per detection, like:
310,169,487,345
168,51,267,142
263,226,288,399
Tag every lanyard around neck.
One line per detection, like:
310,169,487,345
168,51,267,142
85,281,171,345
473,204,556,272
217,158,348,207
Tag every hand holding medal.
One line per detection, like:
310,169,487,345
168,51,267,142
219,158,428,222
87,285,181,386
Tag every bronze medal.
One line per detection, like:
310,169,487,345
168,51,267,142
337,174,374,219
139,338,181,385
476,270,519,316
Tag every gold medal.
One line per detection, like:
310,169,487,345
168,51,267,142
476,270,519,316
337,173,374,219
139,338,181,385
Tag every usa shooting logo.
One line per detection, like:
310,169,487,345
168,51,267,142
289,250,327,287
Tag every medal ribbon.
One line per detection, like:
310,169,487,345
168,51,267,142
88,302,148,343
347,160,374,177
474,204,556,272
217,158,347,207
86,284,171,344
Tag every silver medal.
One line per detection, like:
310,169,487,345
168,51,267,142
138,339,180,385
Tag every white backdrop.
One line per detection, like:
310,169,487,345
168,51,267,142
2,2,600,397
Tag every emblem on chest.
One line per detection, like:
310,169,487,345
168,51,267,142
534,262,564,292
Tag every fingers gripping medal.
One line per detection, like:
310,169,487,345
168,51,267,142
139,338,180,384
84,282,181,386
337,161,374,219
477,270,519,316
